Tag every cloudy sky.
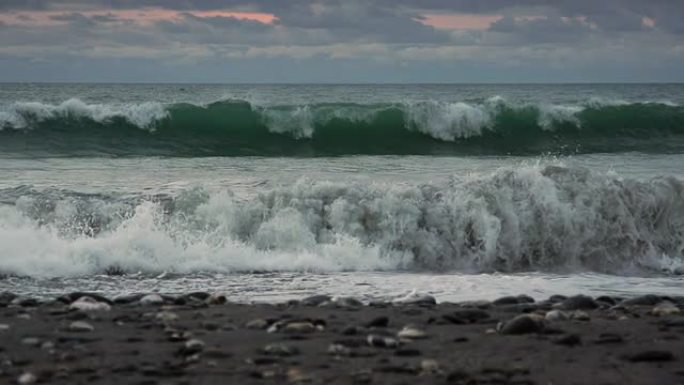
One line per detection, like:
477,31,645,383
1,0,683,82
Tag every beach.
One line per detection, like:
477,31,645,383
1,291,682,385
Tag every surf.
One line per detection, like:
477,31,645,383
1,97,684,156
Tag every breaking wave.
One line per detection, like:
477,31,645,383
1,97,684,156
1,165,683,277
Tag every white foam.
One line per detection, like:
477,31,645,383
404,100,492,140
0,98,168,130
0,166,682,278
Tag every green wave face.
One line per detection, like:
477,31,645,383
1,99,684,156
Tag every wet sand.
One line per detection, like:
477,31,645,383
0,292,682,384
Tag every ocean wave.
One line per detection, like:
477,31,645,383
1,165,683,277
1,97,683,156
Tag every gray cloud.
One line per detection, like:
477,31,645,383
0,0,683,82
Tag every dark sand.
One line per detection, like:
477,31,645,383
0,292,683,385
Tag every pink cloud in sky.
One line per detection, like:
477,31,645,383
0,9,277,26
419,13,502,30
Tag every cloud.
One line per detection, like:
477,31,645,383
0,0,683,82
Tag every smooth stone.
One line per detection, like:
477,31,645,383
300,295,332,306
328,343,352,356
113,293,145,304
282,321,316,334
69,321,94,332
0,323,9,331
393,292,436,306
498,314,545,335
367,334,400,348
625,350,675,362
156,311,179,323
443,309,490,324
553,334,582,346
261,343,299,356
17,372,37,385
548,295,568,303
333,296,363,308
594,333,624,344
181,339,205,355
59,292,113,305
21,337,41,347
571,310,591,321
559,295,599,310
595,296,617,305
493,296,520,305
545,310,569,321
395,348,422,357
287,367,311,383
139,294,164,306
0,291,18,306
69,296,111,312
420,359,440,373
14,298,39,307
650,302,681,316
397,326,428,339
246,318,270,330
365,316,389,328
620,295,663,307
206,293,227,305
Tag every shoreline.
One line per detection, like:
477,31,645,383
0,292,682,384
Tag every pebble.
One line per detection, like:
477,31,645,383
300,294,332,306
553,334,582,346
282,321,317,334
367,334,400,348
558,295,599,310
112,293,145,305
365,316,389,328
420,359,440,373
650,302,681,316
0,291,18,307
328,343,352,356
594,333,624,344
69,321,95,332
181,339,205,355
261,343,299,356
206,293,227,305
397,325,428,339
156,311,179,323
620,294,663,307
625,350,675,362
571,310,591,321
392,291,437,306
545,310,569,321
246,318,270,330
443,309,490,324
17,372,37,385
333,296,363,308
498,314,545,335
68,296,111,312
395,348,422,357
0,323,9,331
21,337,41,347
60,292,113,305
287,368,311,383
139,294,165,306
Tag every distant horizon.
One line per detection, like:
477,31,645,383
2,81,684,85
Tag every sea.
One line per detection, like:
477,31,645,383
0,83,683,303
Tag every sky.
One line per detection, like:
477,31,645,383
1,0,683,83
